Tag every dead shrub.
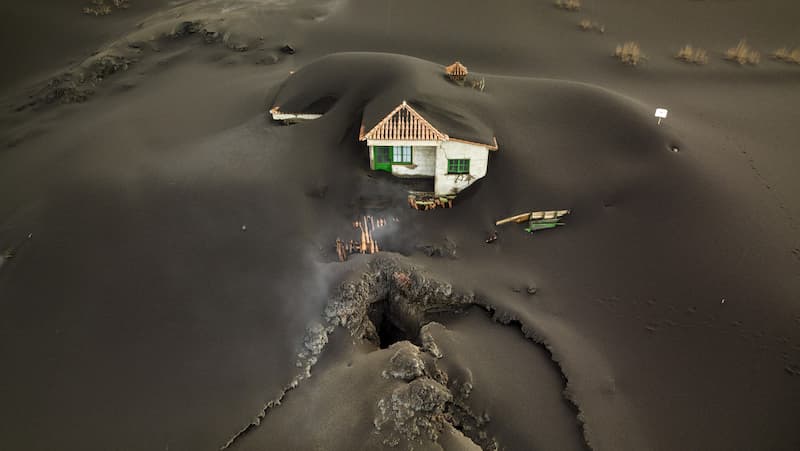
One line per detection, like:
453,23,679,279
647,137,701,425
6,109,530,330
555,0,581,11
724,39,760,65
675,44,708,65
470,77,486,92
771,47,800,64
83,0,111,15
578,19,605,33
82,0,130,16
615,42,645,66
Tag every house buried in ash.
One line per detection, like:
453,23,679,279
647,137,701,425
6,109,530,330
268,57,499,200
271,99,499,198
359,101,498,196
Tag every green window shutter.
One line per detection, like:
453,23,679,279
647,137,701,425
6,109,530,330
447,159,470,174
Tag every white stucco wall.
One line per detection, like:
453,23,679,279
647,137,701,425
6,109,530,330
365,139,492,196
434,141,490,195
366,140,440,176
392,145,436,177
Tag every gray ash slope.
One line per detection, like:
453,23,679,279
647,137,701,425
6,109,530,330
1,0,799,451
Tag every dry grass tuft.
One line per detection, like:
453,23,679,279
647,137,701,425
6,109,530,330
675,44,708,65
83,0,130,16
578,19,605,33
470,77,486,92
771,47,800,64
83,0,111,15
615,42,645,66
724,40,760,65
555,0,581,12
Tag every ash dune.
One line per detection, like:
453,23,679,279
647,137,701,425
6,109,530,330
1,1,799,451
9,0,344,111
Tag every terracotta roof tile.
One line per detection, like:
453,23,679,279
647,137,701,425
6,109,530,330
361,101,448,142
445,61,468,79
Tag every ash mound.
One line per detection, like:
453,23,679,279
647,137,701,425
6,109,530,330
271,52,498,146
13,0,344,111
266,51,677,222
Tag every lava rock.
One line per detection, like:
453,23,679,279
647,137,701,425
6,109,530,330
171,21,202,38
323,256,473,342
295,322,333,375
374,377,453,443
383,341,425,381
203,30,220,44
420,324,443,359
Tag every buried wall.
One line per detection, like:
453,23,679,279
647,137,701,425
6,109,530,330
393,145,437,178
434,141,489,195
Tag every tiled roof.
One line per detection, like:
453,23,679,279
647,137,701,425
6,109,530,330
445,61,468,78
360,101,448,142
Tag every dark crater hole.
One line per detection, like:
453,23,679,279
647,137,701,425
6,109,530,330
368,297,422,349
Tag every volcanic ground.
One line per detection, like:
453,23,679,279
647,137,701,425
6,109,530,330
1,1,799,450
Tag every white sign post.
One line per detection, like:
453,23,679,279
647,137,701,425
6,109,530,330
655,108,668,125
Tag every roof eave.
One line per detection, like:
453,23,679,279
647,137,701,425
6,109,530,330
448,136,499,151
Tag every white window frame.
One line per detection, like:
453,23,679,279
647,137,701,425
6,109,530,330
393,146,412,164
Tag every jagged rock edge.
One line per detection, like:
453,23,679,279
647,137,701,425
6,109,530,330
476,303,594,451
218,320,333,450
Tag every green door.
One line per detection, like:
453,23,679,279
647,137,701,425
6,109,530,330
373,146,392,172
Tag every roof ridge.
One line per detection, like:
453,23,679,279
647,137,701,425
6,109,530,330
400,101,449,140
361,101,448,142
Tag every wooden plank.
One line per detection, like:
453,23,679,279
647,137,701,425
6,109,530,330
496,212,532,226
360,227,367,253
497,209,571,226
